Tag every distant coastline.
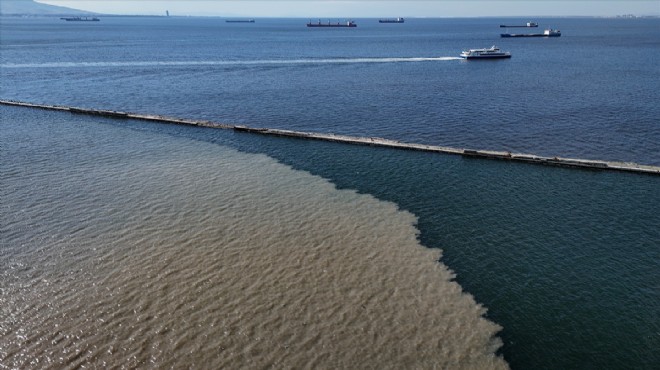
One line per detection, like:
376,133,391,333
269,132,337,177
2,0,657,18
5,15,652,19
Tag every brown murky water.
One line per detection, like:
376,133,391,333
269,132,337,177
1,110,507,369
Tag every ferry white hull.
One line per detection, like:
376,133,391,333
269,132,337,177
460,46,511,59
461,54,511,59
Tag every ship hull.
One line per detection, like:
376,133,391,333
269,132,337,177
307,24,356,28
462,55,511,59
60,17,99,21
501,33,560,37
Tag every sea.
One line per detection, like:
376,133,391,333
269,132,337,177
1,16,659,369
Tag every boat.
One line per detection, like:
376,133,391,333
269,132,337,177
60,17,100,21
379,17,404,23
307,20,357,28
460,45,511,59
501,29,561,37
226,19,255,23
500,21,538,27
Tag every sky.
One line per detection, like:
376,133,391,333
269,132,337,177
36,1,660,17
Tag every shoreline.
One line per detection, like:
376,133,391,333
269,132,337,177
2,99,658,176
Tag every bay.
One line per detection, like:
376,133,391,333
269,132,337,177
1,16,659,369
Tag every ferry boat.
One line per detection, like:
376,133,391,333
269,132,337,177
500,21,538,27
501,29,561,37
379,17,404,23
460,46,511,59
307,20,357,28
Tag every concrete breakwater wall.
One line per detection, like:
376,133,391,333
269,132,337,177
2,99,659,176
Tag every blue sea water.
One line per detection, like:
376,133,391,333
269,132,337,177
2,16,659,369
2,16,659,164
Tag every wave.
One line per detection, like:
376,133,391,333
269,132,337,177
2,107,507,369
2,57,462,68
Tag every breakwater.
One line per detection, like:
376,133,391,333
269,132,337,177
2,99,658,176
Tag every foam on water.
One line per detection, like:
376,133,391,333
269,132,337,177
1,57,462,69
1,107,507,369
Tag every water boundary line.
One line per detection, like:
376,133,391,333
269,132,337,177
2,99,659,176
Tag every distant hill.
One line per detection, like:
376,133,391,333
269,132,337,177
0,0,94,15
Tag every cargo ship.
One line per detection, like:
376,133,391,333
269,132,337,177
226,19,255,23
501,29,561,37
500,21,538,27
460,46,511,59
379,17,404,23
307,20,357,28
60,17,100,21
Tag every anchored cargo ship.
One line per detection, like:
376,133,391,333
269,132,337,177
60,17,100,21
500,21,538,27
379,18,404,23
460,46,511,59
501,29,561,37
226,19,255,23
307,20,357,28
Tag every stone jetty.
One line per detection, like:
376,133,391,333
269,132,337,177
2,99,658,176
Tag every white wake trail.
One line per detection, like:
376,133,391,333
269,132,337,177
3,57,462,68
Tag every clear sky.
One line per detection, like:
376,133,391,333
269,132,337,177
36,1,660,17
